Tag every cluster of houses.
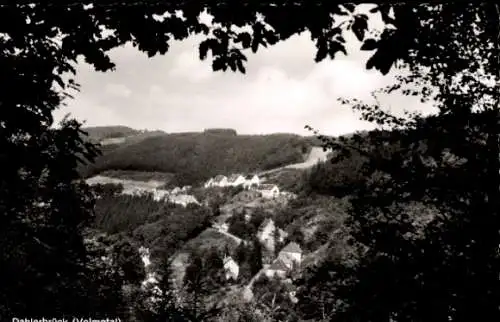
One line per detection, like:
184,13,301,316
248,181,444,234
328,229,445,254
220,219,303,283
221,240,303,282
86,176,200,207
257,218,303,278
264,242,302,278
204,173,260,189
121,185,191,199
204,174,280,199
122,186,199,207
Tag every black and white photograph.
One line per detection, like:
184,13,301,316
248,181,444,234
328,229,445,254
1,2,499,321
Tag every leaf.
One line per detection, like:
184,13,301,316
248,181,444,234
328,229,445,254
263,29,279,46
328,41,347,58
352,14,369,41
378,54,395,75
236,32,252,48
212,57,224,72
360,38,378,51
199,40,209,60
366,53,377,70
315,39,328,62
327,27,342,38
236,59,246,74
228,59,237,72
251,38,259,53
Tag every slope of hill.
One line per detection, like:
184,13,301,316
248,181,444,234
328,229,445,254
82,131,314,186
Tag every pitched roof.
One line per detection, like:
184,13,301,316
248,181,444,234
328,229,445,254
227,174,243,182
223,256,236,266
259,218,274,230
214,175,227,182
281,242,302,254
245,174,254,180
259,184,278,190
268,258,289,271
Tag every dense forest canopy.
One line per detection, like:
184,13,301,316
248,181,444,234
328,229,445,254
92,188,215,257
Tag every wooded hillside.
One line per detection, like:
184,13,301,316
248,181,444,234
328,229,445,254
82,131,313,185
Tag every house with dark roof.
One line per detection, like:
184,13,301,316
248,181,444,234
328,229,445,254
243,174,260,189
278,242,303,268
257,183,280,199
264,258,289,278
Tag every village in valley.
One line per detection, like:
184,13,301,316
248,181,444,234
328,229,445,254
85,149,328,310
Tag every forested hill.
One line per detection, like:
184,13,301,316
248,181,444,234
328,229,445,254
81,129,316,186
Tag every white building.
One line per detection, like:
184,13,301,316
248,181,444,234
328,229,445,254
257,218,287,251
122,186,149,196
264,242,303,279
258,184,280,199
227,174,247,187
151,189,169,201
243,174,260,189
168,185,191,195
264,258,288,279
171,187,182,195
223,256,239,281
167,194,200,207
204,175,229,188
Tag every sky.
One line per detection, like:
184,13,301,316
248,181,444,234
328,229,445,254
53,6,437,137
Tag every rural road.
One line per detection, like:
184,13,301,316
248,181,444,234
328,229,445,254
259,146,330,176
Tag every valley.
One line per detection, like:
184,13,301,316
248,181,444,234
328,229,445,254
84,126,347,320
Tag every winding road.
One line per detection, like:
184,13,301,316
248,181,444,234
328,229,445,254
259,146,330,176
